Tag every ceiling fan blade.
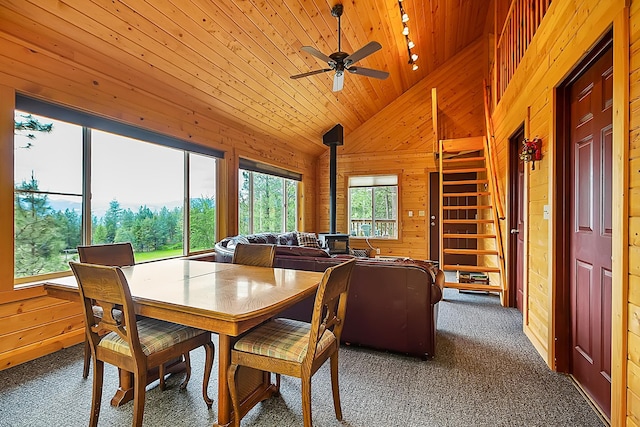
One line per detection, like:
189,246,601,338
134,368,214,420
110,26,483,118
333,72,344,92
290,68,333,79
344,41,382,66
301,46,335,65
346,66,389,80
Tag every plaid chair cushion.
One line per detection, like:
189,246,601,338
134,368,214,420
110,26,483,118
296,231,320,249
233,318,335,363
98,318,207,356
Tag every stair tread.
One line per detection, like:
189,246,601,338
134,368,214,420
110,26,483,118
442,156,485,163
443,205,493,210
443,233,497,238
443,179,489,185
443,249,499,255
443,219,494,224
442,265,501,273
442,167,487,173
443,192,490,197
444,282,503,292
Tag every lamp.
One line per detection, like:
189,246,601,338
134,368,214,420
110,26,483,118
398,1,418,70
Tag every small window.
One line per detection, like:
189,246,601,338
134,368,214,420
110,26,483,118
239,169,298,235
348,175,398,239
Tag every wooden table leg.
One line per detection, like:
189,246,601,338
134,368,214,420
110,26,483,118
216,334,233,427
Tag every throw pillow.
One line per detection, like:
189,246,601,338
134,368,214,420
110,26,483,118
296,231,320,248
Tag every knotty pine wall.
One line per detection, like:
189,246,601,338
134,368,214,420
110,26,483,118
0,31,317,369
489,0,632,424
317,38,488,260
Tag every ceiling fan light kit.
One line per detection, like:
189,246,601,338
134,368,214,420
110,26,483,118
290,4,389,92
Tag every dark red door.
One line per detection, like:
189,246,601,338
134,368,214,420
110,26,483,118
569,46,612,417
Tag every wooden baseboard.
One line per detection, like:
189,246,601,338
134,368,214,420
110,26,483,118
0,328,84,371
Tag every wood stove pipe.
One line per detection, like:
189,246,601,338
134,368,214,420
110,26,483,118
323,124,344,234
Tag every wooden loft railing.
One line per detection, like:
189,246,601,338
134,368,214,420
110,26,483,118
495,0,552,102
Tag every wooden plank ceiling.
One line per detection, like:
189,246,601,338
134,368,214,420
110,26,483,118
0,0,490,157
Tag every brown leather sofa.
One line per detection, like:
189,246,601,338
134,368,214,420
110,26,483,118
211,232,442,359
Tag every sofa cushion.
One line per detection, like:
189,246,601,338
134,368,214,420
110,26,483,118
275,245,330,258
296,231,320,248
246,233,279,244
227,235,249,250
277,231,299,246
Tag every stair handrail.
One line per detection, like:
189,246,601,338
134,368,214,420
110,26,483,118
483,80,506,220
482,80,508,301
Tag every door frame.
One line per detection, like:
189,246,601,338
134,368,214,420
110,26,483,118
508,125,525,310
553,31,613,374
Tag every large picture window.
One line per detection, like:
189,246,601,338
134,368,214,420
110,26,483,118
348,175,398,239
238,164,299,235
13,97,221,280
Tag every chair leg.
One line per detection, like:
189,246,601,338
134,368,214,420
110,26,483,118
227,364,242,427
274,373,281,396
159,363,166,391
89,360,104,427
301,376,313,427
180,352,192,390
83,338,91,379
133,370,147,427
201,342,214,408
330,352,343,421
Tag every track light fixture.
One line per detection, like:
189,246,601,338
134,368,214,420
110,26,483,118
398,0,418,70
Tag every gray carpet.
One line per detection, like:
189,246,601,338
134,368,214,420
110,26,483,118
0,289,605,426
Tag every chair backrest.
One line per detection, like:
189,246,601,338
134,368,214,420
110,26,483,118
78,242,135,267
232,243,276,267
305,258,356,363
69,261,143,361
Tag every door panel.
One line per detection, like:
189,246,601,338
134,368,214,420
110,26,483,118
569,45,612,418
509,127,525,311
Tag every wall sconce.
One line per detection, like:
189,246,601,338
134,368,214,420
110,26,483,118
398,0,418,71
519,137,542,170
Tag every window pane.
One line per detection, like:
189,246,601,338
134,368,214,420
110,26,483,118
349,187,372,236
189,153,216,252
252,173,284,233
238,170,250,235
14,112,82,194
92,130,184,261
14,112,83,278
285,180,297,232
373,187,398,220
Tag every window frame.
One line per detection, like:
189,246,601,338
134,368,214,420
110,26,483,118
346,173,401,241
238,162,300,235
13,96,222,284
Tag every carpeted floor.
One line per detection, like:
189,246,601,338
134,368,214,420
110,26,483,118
0,289,606,426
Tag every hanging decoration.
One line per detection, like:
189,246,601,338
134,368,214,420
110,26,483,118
519,137,542,170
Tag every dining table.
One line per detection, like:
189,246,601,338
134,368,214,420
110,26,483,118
43,258,324,427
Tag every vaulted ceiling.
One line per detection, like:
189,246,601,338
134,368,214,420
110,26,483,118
0,0,491,157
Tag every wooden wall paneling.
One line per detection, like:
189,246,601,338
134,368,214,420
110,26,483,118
3,1,306,145
611,5,631,424
343,37,487,156
0,7,322,156
491,0,626,370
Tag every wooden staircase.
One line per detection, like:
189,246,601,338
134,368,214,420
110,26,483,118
432,87,507,304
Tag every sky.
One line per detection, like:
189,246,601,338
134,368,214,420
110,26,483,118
14,111,216,217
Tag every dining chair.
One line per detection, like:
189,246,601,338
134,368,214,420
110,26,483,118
231,243,276,267
227,258,356,427
77,243,135,379
70,261,215,427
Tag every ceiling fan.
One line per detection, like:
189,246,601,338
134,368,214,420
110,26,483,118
290,4,389,92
